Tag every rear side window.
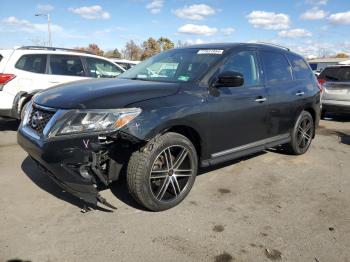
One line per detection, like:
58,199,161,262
260,51,292,82
287,55,314,80
15,54,47,73
86,58,123,78
0,55,3,63
319,67,350,82
49,55,84,76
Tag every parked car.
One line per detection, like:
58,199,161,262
0,46,125,120
110,59,140,70
18,43,321,211
308,58,348,76
318,65,350,117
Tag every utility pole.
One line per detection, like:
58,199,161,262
35,13,52,47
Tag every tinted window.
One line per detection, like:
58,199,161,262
15,54,47,73
261,51,292,82
117,62,131,70
86,58,123,78
221,51,260,86
288,55,314,80
309,63,317,71
119,48,223,83
49,55,84,76
319,67,350,82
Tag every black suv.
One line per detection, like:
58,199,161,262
18,43,321,211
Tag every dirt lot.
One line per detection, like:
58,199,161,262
0,116,349,262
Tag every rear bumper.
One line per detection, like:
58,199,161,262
322,99,350,113
0,109,13,118
17,126,99,206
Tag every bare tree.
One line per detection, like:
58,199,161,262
75,43,104,56
334,53,349,58
123,40,142,61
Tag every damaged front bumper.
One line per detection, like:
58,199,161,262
17,125,135,208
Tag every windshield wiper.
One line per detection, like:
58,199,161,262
129,77,151,81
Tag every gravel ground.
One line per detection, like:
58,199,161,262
0,116,349,262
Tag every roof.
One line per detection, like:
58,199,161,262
308,57,349,63
180,42,291,52
110,58,140,64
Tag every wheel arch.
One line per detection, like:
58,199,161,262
14,89,42,119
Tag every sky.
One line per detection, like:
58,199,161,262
1,0,350,58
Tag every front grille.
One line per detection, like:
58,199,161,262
28,105,55,133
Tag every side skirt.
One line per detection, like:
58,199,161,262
200,134,290,167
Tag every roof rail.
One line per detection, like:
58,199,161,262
17,46,94,55
256,42,290,51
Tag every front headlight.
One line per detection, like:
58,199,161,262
52,108,141,136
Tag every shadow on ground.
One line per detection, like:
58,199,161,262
322,113,350,123
335,131,350,145
109,178,149,211
0,118,19,131
21,157,113,212
20,150,281,212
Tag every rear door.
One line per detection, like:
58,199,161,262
3,53,49,96
319,67,350,102
47,54,87,85
259,50,300,137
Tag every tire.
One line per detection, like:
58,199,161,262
127,132,198,211
285,111,314,155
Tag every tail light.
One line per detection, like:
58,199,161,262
317,78,325,93
0,73,16,90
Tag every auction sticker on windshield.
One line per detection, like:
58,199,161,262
197,49,224,55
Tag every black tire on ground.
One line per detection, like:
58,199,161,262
127,132,198,211
285,110,314,155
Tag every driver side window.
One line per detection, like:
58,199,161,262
221,51,261,87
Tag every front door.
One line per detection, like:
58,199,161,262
207,50,269,155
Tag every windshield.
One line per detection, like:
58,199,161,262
319,67,350,82
119,48,224,83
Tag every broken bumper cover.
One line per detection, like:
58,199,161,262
17,127,99,206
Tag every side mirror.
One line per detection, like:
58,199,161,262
214,71,244,87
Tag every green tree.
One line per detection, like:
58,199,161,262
141,37,161,60
158,37,174,51
104,48,122,58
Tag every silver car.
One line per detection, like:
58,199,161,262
318,66,350,117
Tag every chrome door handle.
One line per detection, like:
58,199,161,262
296,91,305,96
254,97,267,103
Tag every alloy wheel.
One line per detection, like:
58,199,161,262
149,145,194,202
296,116,313,151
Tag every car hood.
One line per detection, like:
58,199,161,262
34,78,181,109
